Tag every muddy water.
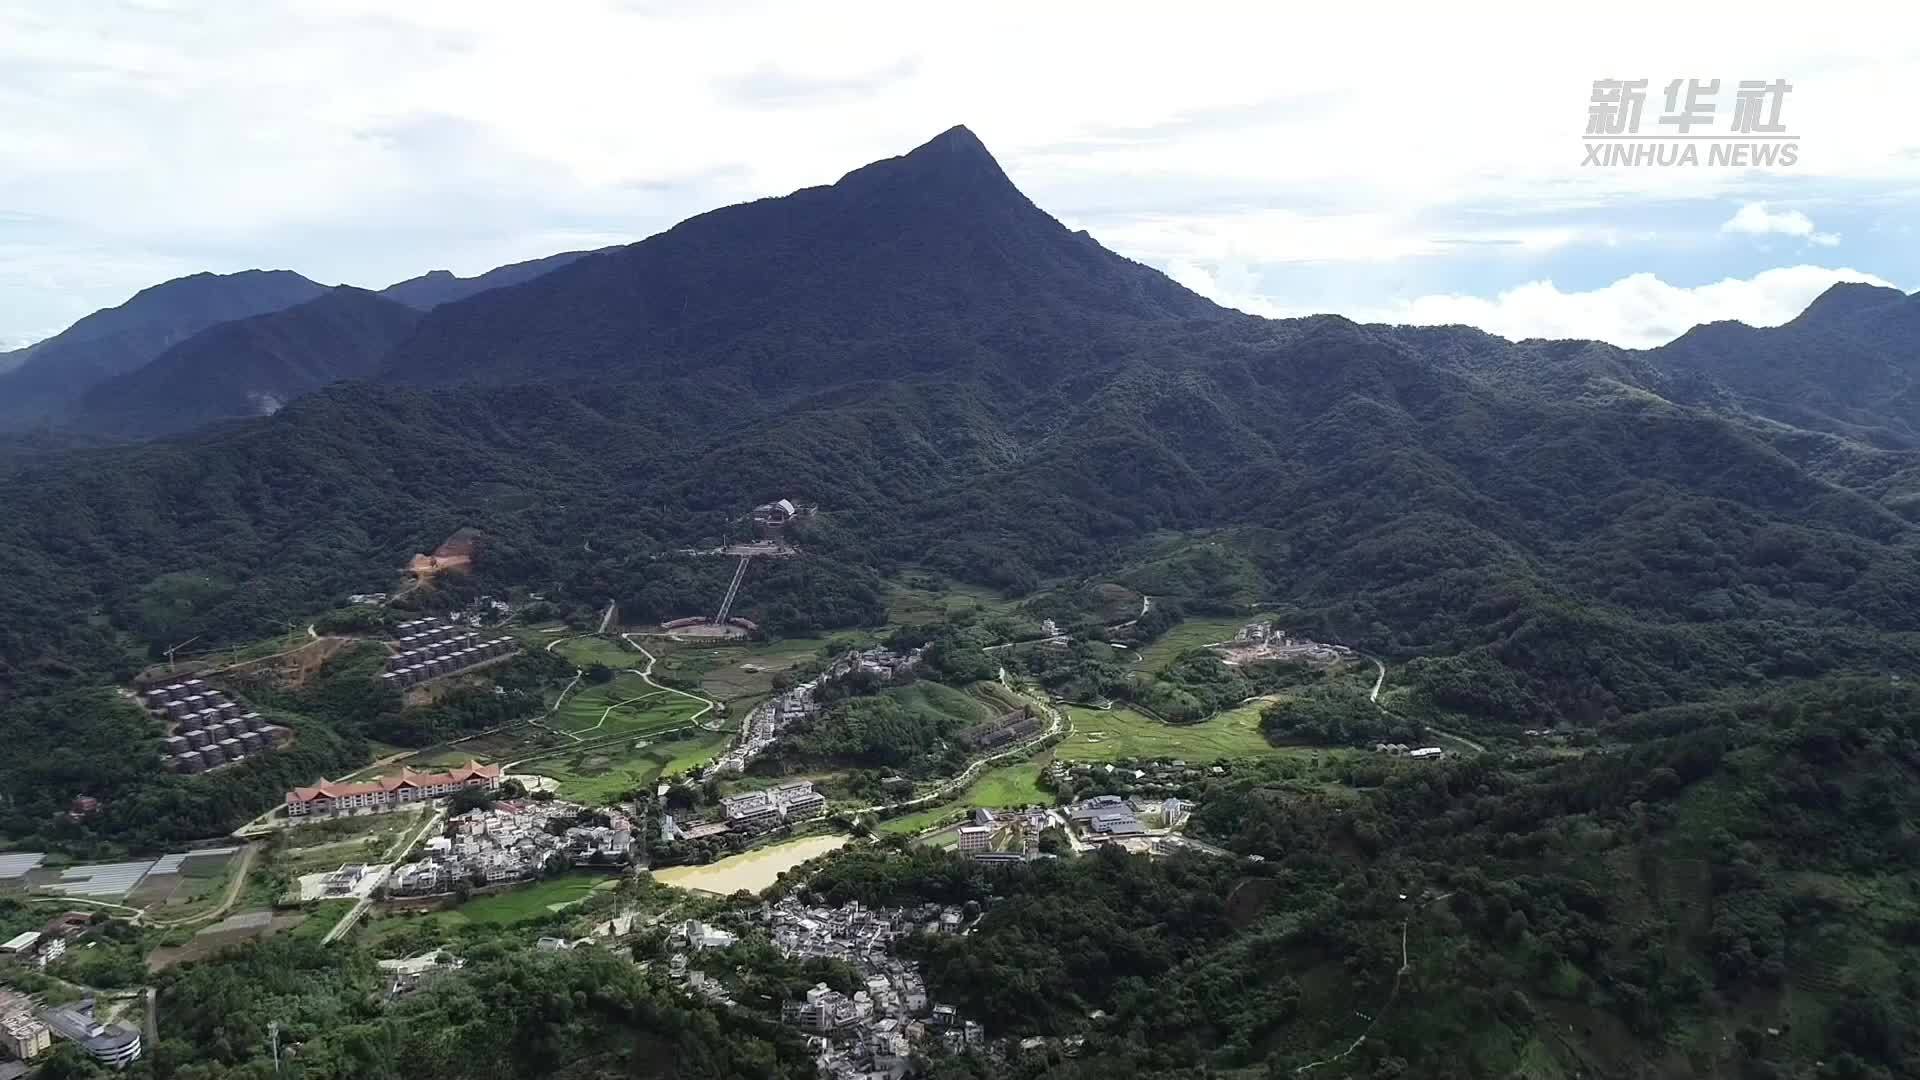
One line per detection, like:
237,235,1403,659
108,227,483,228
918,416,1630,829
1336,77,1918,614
651,833,850,894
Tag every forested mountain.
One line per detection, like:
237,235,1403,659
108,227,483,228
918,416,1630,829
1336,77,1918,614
378,247,608,309
380,124,1223,390
1651,282,1920,449
69,288,424,437
1,127,1917,723
0,269,329,430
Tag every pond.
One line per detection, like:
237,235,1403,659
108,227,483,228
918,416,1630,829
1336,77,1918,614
651,833,850,895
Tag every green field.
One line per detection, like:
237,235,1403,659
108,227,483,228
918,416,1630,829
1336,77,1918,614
688,637,846,701
1134,614,1274,672
526,729,732,804
549,672,705,738
884,576,1020,625
442,875,609,925
287,901,355,942
1060,703,1280,762
877,757,1051,835
882,680,996,726
545,634,643,670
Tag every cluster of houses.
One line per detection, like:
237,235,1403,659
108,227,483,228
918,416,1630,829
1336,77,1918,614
754,897,979,1076
379,618,519,689
142,679,290,774
717,646,921,774
283,761,503,818
388,800,633,895
1213,621,1354,666
717,780,828,833
0,989,141,1070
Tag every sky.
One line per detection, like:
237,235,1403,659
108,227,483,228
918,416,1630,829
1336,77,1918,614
3,0,1917,352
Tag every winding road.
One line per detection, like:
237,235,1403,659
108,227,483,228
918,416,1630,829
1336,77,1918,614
850,694,1065,816
1358,652,1487,754
619,633,721,729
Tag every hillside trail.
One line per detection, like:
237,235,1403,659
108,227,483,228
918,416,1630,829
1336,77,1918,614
619,632,720,728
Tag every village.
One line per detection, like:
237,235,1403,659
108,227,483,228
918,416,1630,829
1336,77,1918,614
712,644,922,775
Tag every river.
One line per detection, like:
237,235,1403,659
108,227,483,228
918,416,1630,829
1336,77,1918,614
651,833,850,895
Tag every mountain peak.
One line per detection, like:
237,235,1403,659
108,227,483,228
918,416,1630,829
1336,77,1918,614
837,123,1017,197
1790,280,1907,327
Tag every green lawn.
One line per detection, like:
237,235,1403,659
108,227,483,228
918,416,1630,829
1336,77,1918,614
877,757,1051,835
1060,703,1280,762
527,729,732,804
441,875,607,925
1134,614,1275,672
547,635,644,670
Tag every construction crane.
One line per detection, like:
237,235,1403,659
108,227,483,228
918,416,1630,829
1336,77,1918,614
164,635,201,672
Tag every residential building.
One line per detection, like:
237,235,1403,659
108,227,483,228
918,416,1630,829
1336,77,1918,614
1,1013,49,1062
284,761,502,817
956,826,991,853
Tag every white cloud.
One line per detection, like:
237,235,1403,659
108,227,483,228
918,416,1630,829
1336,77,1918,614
0,2,1916,345
1177,264,1898,349
1722,202,1839,246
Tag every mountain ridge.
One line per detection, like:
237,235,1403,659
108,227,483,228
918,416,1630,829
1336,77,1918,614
69,287,424,437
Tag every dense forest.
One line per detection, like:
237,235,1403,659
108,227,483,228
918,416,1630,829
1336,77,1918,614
799,676,1920,1078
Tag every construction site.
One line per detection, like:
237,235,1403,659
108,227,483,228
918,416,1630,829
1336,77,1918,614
1210,621,1354,666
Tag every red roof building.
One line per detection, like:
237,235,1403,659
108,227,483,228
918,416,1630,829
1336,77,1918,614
285,761,502,817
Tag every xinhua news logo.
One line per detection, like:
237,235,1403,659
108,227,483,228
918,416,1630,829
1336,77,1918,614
1584,78,1797,167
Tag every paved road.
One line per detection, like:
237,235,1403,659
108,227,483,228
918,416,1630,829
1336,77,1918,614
1359,652,1485,753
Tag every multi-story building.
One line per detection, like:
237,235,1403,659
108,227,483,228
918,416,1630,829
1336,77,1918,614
1,1011,50,1061
956,826,992,853
40,1004,142,1068
284,762,502,818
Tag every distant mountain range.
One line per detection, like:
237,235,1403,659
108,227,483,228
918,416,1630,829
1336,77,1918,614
0,249,605,436
0,269,330,430
68,288,424,437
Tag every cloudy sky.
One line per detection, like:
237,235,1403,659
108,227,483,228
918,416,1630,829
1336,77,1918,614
3,0,1917,351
